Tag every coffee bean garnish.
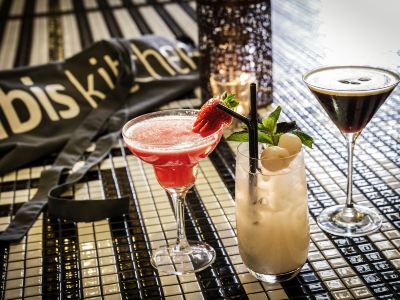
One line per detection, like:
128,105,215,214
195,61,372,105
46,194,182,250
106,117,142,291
338,80,350,84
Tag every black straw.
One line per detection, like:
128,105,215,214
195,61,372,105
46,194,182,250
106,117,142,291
249,83,258,173
216,83,258,173
216,104,250,126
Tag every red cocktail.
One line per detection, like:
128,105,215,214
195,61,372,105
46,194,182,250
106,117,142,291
122,109,223,275
125,114,221,188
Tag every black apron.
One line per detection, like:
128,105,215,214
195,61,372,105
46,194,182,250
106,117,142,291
0,36,198,243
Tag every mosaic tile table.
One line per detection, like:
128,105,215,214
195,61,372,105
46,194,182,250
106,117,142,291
0,0,399,299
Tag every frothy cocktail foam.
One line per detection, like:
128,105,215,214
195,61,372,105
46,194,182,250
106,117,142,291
125,115,216,152
304,66,399,96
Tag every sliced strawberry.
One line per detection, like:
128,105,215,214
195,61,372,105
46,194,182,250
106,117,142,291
193,92,239,137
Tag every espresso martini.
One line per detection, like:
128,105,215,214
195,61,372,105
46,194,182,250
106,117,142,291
304,66,399,133
304,66,399,237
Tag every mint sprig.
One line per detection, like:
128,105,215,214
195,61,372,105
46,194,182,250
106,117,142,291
227,106,313,148
291,130,313,148
276,121,298,133
262,106,281,135
228,130,273,144
226,130,249,142
220,92,239,109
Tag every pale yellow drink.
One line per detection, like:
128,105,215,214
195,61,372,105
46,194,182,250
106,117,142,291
235,143,309,282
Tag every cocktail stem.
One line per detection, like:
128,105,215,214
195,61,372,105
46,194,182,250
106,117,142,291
167,188,190,252
345,132,359,209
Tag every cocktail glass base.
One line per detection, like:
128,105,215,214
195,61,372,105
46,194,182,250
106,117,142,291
247,266,302,283
150,241,216,275
317,204,382,237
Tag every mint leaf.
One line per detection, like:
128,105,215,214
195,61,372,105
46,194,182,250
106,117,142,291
226,104,314,150
276,121,298,133
272,133,281,145
226,131,249,142
262,106,281,135
292,130,313,148
226,130,273,144
257,123,266,130
258,131,273,144
221,92,239,109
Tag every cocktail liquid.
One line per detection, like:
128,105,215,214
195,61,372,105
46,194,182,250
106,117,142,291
125,116,221,188
304,66,399,133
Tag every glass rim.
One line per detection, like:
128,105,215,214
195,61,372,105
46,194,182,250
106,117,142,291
236,142,304,175
122,109,224,151
303,65,400,95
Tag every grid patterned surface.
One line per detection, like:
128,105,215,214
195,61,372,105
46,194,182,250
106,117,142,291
0,0,400,299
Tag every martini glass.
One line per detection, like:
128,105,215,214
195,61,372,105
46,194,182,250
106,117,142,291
303,66,399,237
122,109,223,275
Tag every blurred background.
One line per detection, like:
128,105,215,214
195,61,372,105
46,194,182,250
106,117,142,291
318,0,400,69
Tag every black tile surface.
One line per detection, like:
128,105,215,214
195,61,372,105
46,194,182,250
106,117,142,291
0,0,399,299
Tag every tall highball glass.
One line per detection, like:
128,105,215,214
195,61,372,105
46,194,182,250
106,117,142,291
236,142,310,283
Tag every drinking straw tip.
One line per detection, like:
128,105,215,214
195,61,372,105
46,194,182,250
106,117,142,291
248,83,258,172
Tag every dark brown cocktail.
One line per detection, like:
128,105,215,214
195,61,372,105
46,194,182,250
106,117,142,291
304,66,399,237
310,89,392,133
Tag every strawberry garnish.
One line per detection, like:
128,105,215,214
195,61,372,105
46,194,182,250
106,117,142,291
193,92,239,137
